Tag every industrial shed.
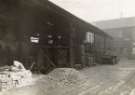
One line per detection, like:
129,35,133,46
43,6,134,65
0,0,114,73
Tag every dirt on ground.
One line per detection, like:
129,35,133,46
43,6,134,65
0,68,90,95
1,61,135,95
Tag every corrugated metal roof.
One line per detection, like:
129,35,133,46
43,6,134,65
47,1,112,38
16,0,112,38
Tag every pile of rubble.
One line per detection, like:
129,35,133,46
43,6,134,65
47,68,88,88
0,68,89,95
0,61,33,91
0,70,32,91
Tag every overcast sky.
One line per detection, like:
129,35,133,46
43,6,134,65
49,0,135,22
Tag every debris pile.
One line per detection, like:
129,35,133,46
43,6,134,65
0,70,32,91
0,61,33,91
0,68,89,95
47,68,88,87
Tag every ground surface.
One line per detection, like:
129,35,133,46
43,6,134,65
79,59,135,95
1,58,135,95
